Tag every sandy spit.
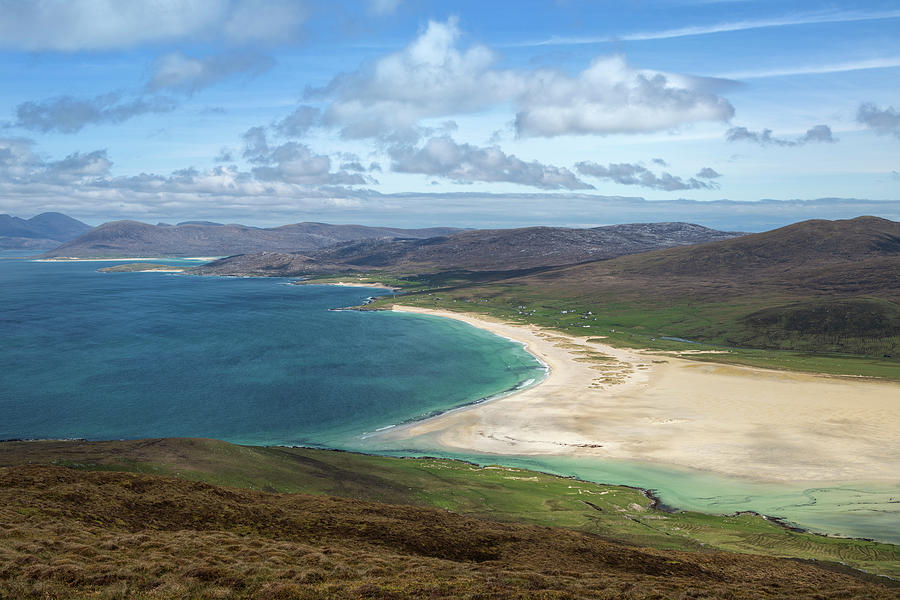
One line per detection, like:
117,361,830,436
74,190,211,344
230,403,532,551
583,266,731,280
329,281,400,291
375,306,900,484
34,257,219,262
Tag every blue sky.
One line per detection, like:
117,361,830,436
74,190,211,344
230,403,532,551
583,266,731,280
0,0,898,230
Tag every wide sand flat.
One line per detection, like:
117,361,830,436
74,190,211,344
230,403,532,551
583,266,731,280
378,306,900,483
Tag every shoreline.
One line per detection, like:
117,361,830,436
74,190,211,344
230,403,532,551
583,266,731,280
295,280,401,291
33,256,220,262
375,305,900,485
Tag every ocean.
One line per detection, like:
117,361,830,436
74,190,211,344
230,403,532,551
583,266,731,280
0,258,544,448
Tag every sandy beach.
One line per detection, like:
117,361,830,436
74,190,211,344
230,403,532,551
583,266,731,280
33,257,219,262
328,281,400,291
377,306,900,483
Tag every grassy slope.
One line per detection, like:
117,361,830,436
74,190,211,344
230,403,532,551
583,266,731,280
7,464,897,600
2,438,897,580
364,285,900,379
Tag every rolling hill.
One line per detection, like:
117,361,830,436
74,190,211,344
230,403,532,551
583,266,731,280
372,217,899,359
41,220,463,258
192,222,741,276
0,438,896,598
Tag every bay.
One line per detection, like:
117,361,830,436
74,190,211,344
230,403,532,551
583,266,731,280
0,259,544,447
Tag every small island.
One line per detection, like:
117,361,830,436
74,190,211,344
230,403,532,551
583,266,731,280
97,263,186,273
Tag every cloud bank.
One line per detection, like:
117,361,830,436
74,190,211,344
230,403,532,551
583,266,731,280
0,0,307,51
15,50,273,134
313,19,734,141
389,137,592,190
575,161,719,191
14,94,178,134
726,124,837,146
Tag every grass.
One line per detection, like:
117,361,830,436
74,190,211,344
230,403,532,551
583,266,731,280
365,285,900,380
5,463,896,599
2,438,897,580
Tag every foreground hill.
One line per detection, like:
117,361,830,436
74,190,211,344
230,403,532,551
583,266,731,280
192,222,741,276
0,212,91,250
0,438,896,599
371,217,899,360
41,220,463,258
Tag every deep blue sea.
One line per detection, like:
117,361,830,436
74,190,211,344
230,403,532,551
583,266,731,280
0,258,544,447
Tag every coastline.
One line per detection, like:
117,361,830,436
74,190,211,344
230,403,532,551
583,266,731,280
296,280,401,291
376,305,900,485
33,256,220,262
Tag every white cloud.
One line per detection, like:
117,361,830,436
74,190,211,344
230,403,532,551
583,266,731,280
319,18,516,139
315,19,733,140
0,138,111,183
1,140,898,229
275,105,322,137
241,127,370,185
857,103,900,139
15,49,272,134
696,167,721,179
726,124,837,146
389,136,593,190
148,51,275,93
575,161,718,191
0,0,307,51
14,94,178,134
513,56,734,137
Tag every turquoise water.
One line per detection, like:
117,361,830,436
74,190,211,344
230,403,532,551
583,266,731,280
1,258,897,544
415,453,900,544
0,259,544,447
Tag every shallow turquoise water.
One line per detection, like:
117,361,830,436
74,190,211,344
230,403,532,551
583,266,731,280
0,259,544,447
460,455,900,544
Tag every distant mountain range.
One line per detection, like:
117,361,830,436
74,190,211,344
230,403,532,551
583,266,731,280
41,220,464,258
193,222,742,276
0,212,92,250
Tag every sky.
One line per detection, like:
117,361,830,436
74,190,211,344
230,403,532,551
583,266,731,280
0,0,899,231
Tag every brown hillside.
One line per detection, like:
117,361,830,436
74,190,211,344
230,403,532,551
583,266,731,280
512,216,900,301
193,222,741,276
605,216,900,277
1,465,893,599
388,217,900,356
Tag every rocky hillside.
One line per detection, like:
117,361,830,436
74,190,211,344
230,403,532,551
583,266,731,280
193,222,741,276
41,220,463,258
0,212,91,250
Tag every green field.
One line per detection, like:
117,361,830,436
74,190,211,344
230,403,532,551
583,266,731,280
350,281,900,380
